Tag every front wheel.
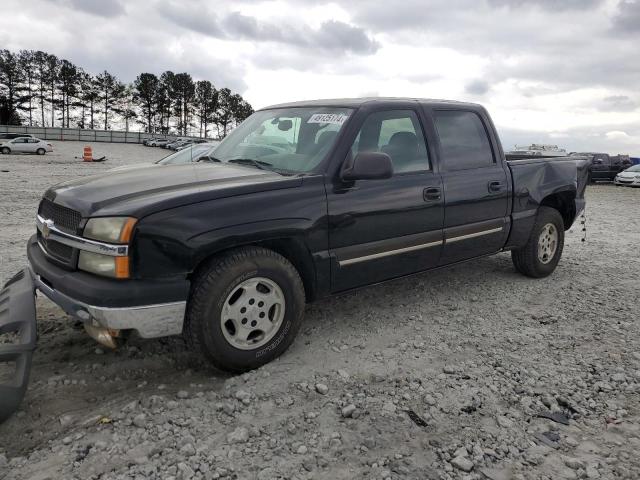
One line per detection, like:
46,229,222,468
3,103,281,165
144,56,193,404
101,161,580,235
511,206,565,278
1,147,10,154
36,148,45,155
184,247,305,372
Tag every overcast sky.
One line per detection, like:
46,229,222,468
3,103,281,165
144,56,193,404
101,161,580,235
2,0,639,155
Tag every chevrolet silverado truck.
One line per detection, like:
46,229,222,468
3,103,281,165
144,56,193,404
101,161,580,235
0,98,590,421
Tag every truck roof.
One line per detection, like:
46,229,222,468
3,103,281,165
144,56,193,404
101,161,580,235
262,97,483,110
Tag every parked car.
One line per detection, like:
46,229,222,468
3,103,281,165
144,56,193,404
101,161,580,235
0,133,34,140
0,137,53,155
0,98,590,422
150,139,171,147
614,164,640,187
166,139,192,150
143,137,163,146
571,152,632,182
109,142,220,172
158,142,219,163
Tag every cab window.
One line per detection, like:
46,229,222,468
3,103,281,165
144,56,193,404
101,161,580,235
350,110,430,173
434,110,494,171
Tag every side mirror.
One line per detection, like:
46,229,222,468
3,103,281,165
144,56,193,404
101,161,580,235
278,120,293,131
341,151,393,181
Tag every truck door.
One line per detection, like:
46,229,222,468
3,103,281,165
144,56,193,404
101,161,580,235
327,108,444,292
431,109,510,264
591,154,608,180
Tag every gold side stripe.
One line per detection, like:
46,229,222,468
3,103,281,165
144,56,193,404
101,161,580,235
338,240,443,267
445,226,503,244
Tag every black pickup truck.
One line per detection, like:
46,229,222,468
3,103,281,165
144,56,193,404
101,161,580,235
1,98,589,421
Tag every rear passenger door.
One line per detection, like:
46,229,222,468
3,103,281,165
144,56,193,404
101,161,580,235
431,109,510,264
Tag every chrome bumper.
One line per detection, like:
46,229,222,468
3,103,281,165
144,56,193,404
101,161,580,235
31,267,186,338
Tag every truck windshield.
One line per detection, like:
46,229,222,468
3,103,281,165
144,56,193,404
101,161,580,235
211,107,353,173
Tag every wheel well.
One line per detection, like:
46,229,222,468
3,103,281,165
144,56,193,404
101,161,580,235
540,191,576,230
191,238,317,302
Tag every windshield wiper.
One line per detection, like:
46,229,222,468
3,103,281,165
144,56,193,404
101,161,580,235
227,158,273,170
196,155,221,163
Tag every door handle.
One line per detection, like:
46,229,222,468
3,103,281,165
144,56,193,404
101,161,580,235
488,181,505,193
423,187,441,201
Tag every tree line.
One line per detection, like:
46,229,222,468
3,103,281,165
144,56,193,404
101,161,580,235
0,49,254,138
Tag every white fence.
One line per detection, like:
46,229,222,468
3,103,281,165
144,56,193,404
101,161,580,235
0,125,208,144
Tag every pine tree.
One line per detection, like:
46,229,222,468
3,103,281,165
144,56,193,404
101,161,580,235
133,73,159,133
95,70,125,130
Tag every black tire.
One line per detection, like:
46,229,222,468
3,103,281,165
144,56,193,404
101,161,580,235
36,148,45,155
184,246,305,373
511,206,565,278
1,147,10,154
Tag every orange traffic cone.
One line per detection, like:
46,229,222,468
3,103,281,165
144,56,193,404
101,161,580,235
83,146,93,162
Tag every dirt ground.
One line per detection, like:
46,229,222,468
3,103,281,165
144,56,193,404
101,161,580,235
1,142,639,480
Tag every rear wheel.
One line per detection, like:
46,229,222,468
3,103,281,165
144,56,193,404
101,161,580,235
511,206,564,278
36,148,45,155
1,147,10,154
184,247,305,372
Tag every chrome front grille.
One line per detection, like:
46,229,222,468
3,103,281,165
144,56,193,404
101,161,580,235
37,199,83,267
38,199,82,234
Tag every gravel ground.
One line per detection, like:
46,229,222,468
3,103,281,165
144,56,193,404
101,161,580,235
1,142,640,480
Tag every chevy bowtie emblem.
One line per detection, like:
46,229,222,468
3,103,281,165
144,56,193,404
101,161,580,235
42,219,54,239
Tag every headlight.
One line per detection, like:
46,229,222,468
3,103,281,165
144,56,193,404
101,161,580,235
78,251,130,279
80,217,136,278
84,217,137,243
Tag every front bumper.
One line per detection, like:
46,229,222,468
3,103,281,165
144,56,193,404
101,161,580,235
614,177,640,186
0,269,36,423
27,236,188,338
33,269,187,338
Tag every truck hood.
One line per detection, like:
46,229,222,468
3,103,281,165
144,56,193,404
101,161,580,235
44,163,303,218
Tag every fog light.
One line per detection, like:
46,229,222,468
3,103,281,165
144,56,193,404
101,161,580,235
78,251,130,279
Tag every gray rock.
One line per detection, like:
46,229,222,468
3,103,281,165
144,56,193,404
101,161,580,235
59,414,73,427
177,462,195,479
297,445,308,454
315,383,329,395
496,416,514,428
342,404,357,418
235,389,251,401
382,401,396,414
443,365,458,374
563,456,585,470
450,455,474,472
180,443,196,456
611,373,626,383
132,413,147,428
227,426,249,444
586,466,600,479
62,436,72,445
177,390,189,399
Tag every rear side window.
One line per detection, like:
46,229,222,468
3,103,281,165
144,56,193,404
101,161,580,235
434,110,494,171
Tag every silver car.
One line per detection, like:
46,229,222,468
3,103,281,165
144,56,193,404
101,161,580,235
614,164,640,187
0,137,53,155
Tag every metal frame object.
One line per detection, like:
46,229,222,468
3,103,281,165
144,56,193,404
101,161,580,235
0,269,36,423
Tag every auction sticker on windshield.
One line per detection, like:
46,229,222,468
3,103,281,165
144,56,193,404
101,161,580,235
307,113,349,125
